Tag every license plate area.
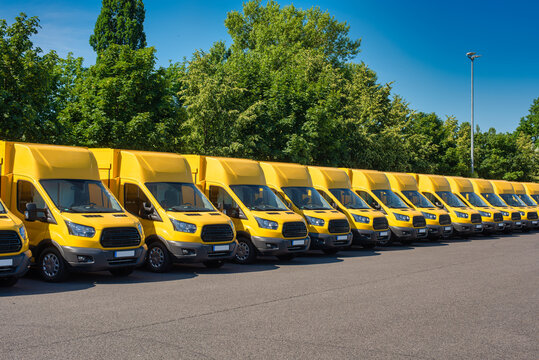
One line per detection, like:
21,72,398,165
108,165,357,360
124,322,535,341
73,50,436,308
292,239,305,246
114,250,135,258
213,244,229,252
0,259,13,267
516,221,521,225
444,226,452,231
475,224,482,229
379,231,388,237
418,228,426,234
498,223,504,227
336,235,348,241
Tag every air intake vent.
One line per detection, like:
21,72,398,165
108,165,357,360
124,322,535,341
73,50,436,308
83,214,103,218
100,227,141,248
267,212,280,215
201,224,234,242
373,217,388,230
528,212,538,220
471,214,482,224
328,219,350,234
0,215,8,219
0,230,22,254
493,213,503,222
282,222,308,238
113,214,128,218
413,216,426,227
184,213,201,216
209,213,220,216
511,212,521,221
439,214,451,225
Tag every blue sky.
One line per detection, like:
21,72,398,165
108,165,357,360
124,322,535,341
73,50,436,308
1,0,538,132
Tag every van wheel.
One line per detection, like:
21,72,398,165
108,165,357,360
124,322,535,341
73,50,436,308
146,242,173,273
276,254,295,261
0,277,18,287
234,238,256,264
203,260,224,269
39,247,68,282
322,248,339,255
110,267,134,277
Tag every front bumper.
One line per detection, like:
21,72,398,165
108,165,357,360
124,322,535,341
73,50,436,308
427,224,453,238
309,232,352,250
352,229,390,246
528,219,539,229
165,240,237,263
60,245,146,271
520,219,531,230
390,226,427,240
482,221,505,232
453,222,483,234
0,251,31,279
251,236,310,256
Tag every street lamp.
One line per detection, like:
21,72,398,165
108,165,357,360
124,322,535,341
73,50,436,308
466,52,481,175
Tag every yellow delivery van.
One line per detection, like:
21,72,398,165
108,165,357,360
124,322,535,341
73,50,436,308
386,172,452,239
511,182,539,229
308,166,390,248
469,178,522,232
0,198,31,287
260,162,352,254
490,180,536,231
414,174,483,236
523,182,539,205
446,176,505,233
345,169,427,245
91,149,237,271
0,141,145,282
185,156,309,264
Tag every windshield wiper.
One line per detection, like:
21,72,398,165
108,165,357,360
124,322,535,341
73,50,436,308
169,206,212,212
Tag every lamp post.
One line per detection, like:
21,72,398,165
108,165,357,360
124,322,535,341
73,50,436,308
466,52,481,175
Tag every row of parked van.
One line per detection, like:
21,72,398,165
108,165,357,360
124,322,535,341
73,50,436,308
0,141,537,286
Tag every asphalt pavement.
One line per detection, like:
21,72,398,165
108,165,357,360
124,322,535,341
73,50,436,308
1,232,538,359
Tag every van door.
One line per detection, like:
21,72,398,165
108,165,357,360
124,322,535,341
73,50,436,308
122,182,159,237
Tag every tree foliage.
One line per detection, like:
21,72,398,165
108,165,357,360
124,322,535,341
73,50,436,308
517,97,539,145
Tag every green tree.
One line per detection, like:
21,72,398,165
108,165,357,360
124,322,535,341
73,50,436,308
0,14,61,143
517,97,539,145
90,0,146,54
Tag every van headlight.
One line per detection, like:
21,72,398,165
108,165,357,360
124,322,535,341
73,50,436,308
255,217,279,230
65,221,96,238
478,211,491,218
455,211,469,219
352,214,370,223
501,211,509,216
519,211,525,216
304,215,325,226
393,213,410,222
18,225,26,239
421,212,436,220
170,218,197,233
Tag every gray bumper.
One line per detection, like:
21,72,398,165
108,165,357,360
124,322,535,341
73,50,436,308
250,236,310,256
482,221,505,232
165,240,237,263
528,219,539,228
520,219,531,230
61,245,146,271
390,226,428,240
309,232,352,250
427,224,453,237
0,252,31,279
453,222,483,234
352,229,390,246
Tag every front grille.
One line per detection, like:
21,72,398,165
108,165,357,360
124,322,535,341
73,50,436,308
328,219,350,234
471,214,482,224
100,227,141,248
373,217,388,230
439,214,451,225
0,230,22,254
511,212,521,221
282,222,308,238
201,224,234,242
527,212,538,220
413,216,426,227
493,213,503,222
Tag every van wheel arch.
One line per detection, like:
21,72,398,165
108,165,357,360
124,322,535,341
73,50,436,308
33,239,63,262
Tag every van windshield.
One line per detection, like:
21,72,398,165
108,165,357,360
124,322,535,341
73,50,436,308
329,189,370,209
282,186,332,210
499,193,526,207
401,190,435,208
230,185,288,211
435,191,466,208
460,192,488,207
530,194,539,204
481,193,507,207
372,189,410,209
516,194,537,206
41,179,123,213
0,201,5,213
146,182,214,212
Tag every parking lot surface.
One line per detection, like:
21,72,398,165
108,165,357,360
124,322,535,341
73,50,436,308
1,232,538,359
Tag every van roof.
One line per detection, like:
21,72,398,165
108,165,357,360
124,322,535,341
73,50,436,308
470,178,494,193
92,149,193,183
446,176,473,193
523,182,539,195
0,141,99,180
413,173,451,192
260,162,311,188
308,166,350,189
385,172,418,191
510,182,526,194
346,169,390,190
490,180,514,194
185,155,265,186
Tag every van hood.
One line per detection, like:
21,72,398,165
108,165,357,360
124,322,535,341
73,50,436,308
303,209,347,221
60,212,139,230
250,210,305,224
0,211,23,229
167,211,232,225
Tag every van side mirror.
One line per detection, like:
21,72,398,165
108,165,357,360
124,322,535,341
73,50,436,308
25,203,38,222
141,201,161,221
435,201,444,209
142,202,154,215
373,202,381,210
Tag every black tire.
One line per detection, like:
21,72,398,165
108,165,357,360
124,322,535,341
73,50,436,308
110,267,134,277
322,248,339,255
146,241,173,273
276,253,295,261
38,247,69,282
203,260,225,269
234,237,257,264
0,277,18,287
362,243,376,250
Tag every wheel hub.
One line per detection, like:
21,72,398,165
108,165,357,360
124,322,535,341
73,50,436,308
42,253,60,277
149,247,164,268
236,242,250,261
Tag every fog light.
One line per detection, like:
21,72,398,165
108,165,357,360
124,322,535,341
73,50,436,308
181,248,195,256
77,255,93,263
265,243,277,249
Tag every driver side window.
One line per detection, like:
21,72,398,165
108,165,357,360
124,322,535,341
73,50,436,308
124,183,150,218
422,192,441,207
209,186,240,218
17,180,47,213
317,190,336,208
357,191,378,209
